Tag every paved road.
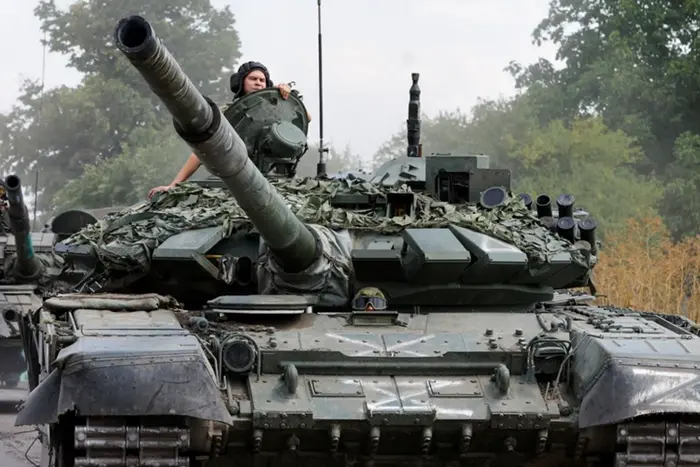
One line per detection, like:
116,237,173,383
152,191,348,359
0,385,41,467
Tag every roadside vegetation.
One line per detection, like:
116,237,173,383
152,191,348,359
594,216,700,321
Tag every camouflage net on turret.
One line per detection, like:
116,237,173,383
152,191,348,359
62,178,596,274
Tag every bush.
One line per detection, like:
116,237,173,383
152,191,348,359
594,216,700,321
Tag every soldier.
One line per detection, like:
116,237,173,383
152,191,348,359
148,61,309,198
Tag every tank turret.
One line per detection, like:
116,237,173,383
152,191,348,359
2,175,43,280
114,15,320,274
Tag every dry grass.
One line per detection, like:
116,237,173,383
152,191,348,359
593,216,700,322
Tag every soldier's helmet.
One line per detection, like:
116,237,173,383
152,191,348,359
352,287,388,311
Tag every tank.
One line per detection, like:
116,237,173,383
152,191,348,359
0,176,103,393
0,175,43,390
13,15,700,467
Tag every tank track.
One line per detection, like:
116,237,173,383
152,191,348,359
614,420,700,466
60,416,700,466
71,417,190,467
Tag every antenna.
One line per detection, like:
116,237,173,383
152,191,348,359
316,0,328,177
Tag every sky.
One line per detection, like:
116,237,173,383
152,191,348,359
0,0,559,165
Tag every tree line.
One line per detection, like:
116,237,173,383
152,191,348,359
1,0,698,241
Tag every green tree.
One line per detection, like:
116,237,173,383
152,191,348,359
658,132,700,240
509,0,700,176
1,77,163,211
512,117,662,234
372,94,662,234
0,0,241,212
372,94,558,177
36,0,239,100
503,0,700,237
53,129,190,211
373,111,471,168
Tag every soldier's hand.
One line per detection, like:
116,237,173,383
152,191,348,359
276,83,291,100
148,185,173,199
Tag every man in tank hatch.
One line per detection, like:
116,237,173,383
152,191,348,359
148,61,311,198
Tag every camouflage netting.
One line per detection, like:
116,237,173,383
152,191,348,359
62,178,596,275
1,252,65,288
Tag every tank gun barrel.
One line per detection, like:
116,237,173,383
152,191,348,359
4,175,43,280
114,16,319,273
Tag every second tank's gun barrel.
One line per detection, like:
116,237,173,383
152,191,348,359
114,15,319,273
4,175,43,279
